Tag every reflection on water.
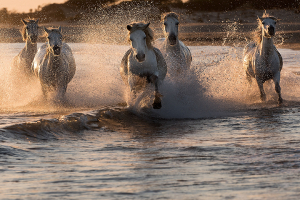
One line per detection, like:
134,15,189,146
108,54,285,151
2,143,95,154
0,44,300,199
1,106,300,199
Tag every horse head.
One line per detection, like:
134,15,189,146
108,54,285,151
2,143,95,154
44,27,63,56
259,17,278,38
22,19,39,43
127,22,152,62
163,12,179,46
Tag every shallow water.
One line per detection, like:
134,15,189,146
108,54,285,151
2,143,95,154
0,43,300,199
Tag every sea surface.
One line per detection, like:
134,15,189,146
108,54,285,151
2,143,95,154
0,43,300,199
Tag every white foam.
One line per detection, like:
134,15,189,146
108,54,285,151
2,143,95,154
1,43,300,118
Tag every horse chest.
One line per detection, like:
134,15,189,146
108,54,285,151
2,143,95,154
41,57,65,85
165,44,188,70
254,51,279,74
128,52,158,76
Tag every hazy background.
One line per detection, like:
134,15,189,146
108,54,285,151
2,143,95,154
0,0,299,47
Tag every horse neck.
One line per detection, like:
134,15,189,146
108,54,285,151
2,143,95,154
24,39,37,55
47,51,61,69
144,44,153,54
259,36,274,56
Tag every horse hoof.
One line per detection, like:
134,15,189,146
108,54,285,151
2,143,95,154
278,98,283,105
260,96,266,102
152,102,162,109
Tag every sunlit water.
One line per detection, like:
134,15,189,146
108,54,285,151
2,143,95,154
1,43,300,199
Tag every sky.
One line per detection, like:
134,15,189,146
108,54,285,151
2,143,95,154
0,0,67,13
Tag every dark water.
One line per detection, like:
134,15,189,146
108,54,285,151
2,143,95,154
0,44,300,199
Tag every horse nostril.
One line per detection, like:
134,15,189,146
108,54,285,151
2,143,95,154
136,53,145,62
168,34,177,45
268,26,275,35
53,45,61,55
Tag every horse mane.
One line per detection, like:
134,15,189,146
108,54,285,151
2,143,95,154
43,27,62,38
252,11,277,44
127,22,154,49
21,18,38,41
161,12,179,22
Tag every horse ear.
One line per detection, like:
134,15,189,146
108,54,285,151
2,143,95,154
35,19,39,24
258,17,263,23
127,25,132,31
269,17,278,22
21,19,27,25
58,26,62,32
145,23,150,28
44,27,50,33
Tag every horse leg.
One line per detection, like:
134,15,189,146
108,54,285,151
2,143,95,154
246,71,252,85
149,75,162,109
273,72,283,104
256,78,266,102
41,84,48,99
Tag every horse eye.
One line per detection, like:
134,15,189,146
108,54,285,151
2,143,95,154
164,23,167,26
176,23,179,25
274,22,277,24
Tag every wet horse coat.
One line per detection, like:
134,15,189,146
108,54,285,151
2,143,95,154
120,22,167,109
156,12,192,75
32,27,76,100
12,19,39,77
243,13,283,104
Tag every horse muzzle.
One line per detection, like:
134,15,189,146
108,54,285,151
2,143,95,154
268,26,275,36
53,45,61,55
29,35,38,43
168,34,177,45
136,53,145,62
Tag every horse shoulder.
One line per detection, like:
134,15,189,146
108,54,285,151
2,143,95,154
179,40,192,63
61,43,76,67
153,47,167,81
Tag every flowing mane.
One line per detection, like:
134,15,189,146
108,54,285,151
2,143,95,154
252,12,277,44
43,27,62,37
127,22,154,49
161,12,179,22
21,18,38,41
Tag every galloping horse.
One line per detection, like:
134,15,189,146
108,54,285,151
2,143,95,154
156,12,192,75
120,22,167,109
32,27,76,100
243,12,283,104
12,19,39,77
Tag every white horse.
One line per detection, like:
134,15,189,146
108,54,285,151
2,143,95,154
243,12,283,104
156,12,192,75
32,27,76,100
120,22,167,109
12,19,39,77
